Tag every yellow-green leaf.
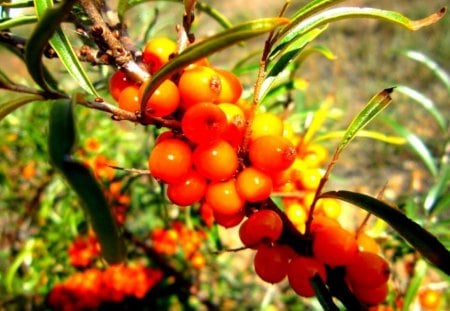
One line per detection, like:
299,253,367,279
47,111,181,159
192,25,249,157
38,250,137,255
0,93,43,121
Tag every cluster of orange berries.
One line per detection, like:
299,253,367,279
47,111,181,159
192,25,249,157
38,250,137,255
150,221,207,269
47,264,163,310
68,231,101,268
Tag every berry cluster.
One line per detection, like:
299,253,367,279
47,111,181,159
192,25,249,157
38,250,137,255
68,231,101,268
150,221,206,269
47,264,163,310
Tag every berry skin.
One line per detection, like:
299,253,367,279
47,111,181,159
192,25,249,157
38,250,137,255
142,37,177,73
215,68,243,103
109,70,134,101
193,139,238,181
140,79,180,118
239,209,283,248
346,251,390,288
254,244,290,284
312,225,358,267
178,66,222,109
166,170,207,206
236,167,273,202
249,135,296,174
118,85,140,113
287,256,327,298
351,282,389,305
418,288,442,311
205,179,244,216
148,138,192,184
181,102,228,145
250,112,284,141
213,209,245,228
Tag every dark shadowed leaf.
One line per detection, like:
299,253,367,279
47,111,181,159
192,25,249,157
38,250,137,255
320,190,450,275
310,274,340,311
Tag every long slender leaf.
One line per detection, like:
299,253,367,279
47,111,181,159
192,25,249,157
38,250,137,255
382,117,438,176
320,190,450,275
5,239,35,294
26,0,76,92
140,17,289,106
0,15,37,30
426,157,450,213
0,93,43,121
314,129,407,145
402,259,427,311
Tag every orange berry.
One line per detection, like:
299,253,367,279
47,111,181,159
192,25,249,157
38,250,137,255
351,282,389,305
199,202,215,227
312,225,358,267
300,143,329,167
213,209,245,228
249,135,296,173
254,244,290,284
309,214,341,233
148,138,192,183
181,102,227,145
178,65,222,109
346,251,390,288
316,198,342,219
142,37,177,73
205,179,244,216
236,167,273,202
140,79,180,118
287,256,327,297
215,68,243,103
250,112,284,141
166,169,207,206
218,103,246,148
285,202,307,233
193,139,238,181
355,232,381,254
418,288,442,311
298,168,322,190
118,85,140,113
239,210,283,248
109,70,134,101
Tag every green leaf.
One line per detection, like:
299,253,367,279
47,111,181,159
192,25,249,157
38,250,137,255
320,190,450,275
0,93,43,121
314,129,407,145
48,99,125,264
0,15,37,30
382,117,438,176
336,88,393,154
426,159,450,213
5,239,35,294
402,259,427,311
396,85,447,132
140,17,289,106
26,0,77,92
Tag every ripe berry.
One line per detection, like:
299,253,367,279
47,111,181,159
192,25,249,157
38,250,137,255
287,256,327,297
239,210,283,248
236,167,273,202
109,70,134,101
215,68,243,103
213,209,245,228
351,282,389,305
193,139,238,181
166,170,207,206
148,138,192,183
118,85,140,113
312,225,358,267
355,232,381,254
346,251,390,288
418,288,442,311
178,66,222,109
250,112,284,141
205,179,244,216
298,168,322,190
142,37,177,73
140,79,180,118
249,135,296,173
254,244,290,284
181,102,227,145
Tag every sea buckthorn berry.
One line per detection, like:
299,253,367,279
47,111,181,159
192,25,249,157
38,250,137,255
316,198,342,219
193,139,238,181
312,225,358,267
139,79,180,118
199,202,215,227
239,210,283,248
355,232,381,254
309,214,341,233
250,112,284,141
215,68,243,103
346,251,390,288
142,37,177,73
418,288,442,311
351,282,389,305
285,202,307,233
298,168,322,190
254,244,290,284
218,102,246,148
213,209,245,228
178,65,222,109
300,143,329,167
118,85,140,113
236,167,273,202
287,256,327,298
166,170,207,206
109,70,134,101
148,138,192,183
205,179,244,216
181,102,227,145
249,135,296,173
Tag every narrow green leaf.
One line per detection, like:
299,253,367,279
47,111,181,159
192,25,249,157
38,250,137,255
402,259,427,311
426,159,450,213
140,17,289,106
382,117,438,176
0,93,43,121
396,85,447,132
320,190,450,275
26,0,77,92
336,88,393,154
314,129,407,145
310,274,340,311
0,15,37,30
196,1,233,30
5,239,35,294
0,0,34,8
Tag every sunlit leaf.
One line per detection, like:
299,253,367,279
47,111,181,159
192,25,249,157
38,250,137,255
140,17,289,106
5,239,35,294
321,190,450,275
0,93,43,121
0,15,37,30
402,259,427,311
383,117,438,176
26,0,77,92
314,129,407,145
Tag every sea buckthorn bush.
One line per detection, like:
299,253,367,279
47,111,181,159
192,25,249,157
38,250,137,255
0,0,449,310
